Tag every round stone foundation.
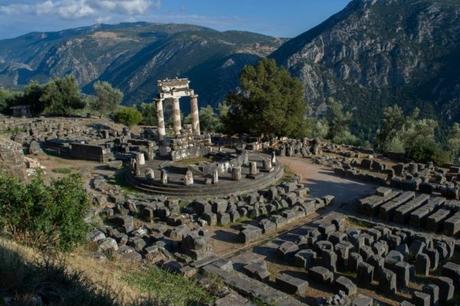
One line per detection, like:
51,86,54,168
126,151,284,197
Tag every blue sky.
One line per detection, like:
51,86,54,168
0,0,350,39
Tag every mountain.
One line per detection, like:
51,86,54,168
0,22,283,107
272,0,460,138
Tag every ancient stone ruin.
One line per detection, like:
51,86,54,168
1,81,459,306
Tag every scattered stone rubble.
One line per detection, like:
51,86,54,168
207,214,459,306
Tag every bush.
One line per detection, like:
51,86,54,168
113,107,143,127
404,138,451,165
0,173,89,252
90,81,123,115
41,76,86,116
136,103,157,126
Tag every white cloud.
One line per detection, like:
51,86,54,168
0,0,160,19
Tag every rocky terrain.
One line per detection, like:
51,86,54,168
272,0,460,135
0,22,283,107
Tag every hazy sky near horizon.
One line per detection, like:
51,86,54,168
0,0,350,39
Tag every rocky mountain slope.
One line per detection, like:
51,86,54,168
0,22,283,107
271,0,460,137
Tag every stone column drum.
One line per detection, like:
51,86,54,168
185,169,194,186
156,99,166,138
136,152,145,166
161,170,168,185
249,161,259,176
172,97,182,135
232,166,242,181
191,94,200,135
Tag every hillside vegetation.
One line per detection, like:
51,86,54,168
0,22,283,107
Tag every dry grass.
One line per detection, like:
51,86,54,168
0,238,215,305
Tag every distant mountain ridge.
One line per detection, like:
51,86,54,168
0,22,283,107
271,0,460,137
1,0,460,139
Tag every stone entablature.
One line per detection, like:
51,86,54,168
155,78,200,138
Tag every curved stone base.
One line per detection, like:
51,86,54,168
126,164,284,197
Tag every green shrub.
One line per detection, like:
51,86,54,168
113,107,143,127
0,173,89,252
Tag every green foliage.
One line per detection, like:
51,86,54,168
125,266,214,306
375,106,453,164
40,76,86,116
305,118,329,139
200,105,221,132
136,102,157,126
332,130,360,146
0,172,89,252
113,107,143,127
224,58,307,138
447,123,460,163
0,87,16,113
376,105,406,151
326,98,352,139
90,81,123,114
324,98,359,145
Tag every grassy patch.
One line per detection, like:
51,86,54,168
279,165,297,183
346,217,373,229
52,167,75,174
175,156,211,166
106,169,140,195
125,267,214,306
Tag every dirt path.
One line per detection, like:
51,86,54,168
279,157,376,205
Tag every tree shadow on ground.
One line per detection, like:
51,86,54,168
211,230,240,244
303,177,376,209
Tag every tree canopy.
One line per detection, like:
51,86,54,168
90,81,124,114
224,59,307,138
40,76,86,115
113,107,143,127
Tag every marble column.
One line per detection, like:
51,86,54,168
156,99,166,139
172,97,182,136
191,94,200,135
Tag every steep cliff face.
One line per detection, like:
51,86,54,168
0,23,283,107
272,0,460,135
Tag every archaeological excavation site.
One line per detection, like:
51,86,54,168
0,76,458,306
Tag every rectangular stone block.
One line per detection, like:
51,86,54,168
276,273,309,296
409,197,445,228
308,266,334,284
357,262,374,288
413,291,430,306
379,191,415,221
442,262,460,286
335,276,357,296
432,276,454,302
359,190,400,216
443,211,460,236
426,209,451,232
238,225,262,244
393,194,430,224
